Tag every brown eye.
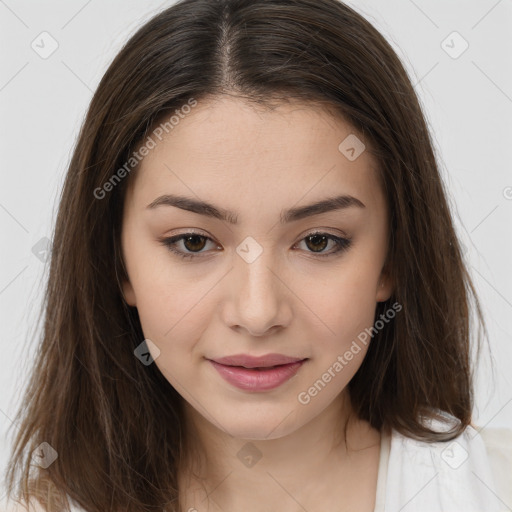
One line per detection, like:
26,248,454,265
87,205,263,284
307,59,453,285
304,234,329,253
161,232,218,260
296,231,352,257
182,234,208,252
161,231,352,261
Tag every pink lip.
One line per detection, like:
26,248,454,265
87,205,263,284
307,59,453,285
207,354,308,391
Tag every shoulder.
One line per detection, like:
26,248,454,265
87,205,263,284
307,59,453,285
385,412,512,512
475,425,512,508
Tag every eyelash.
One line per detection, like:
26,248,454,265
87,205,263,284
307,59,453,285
160,230,352,260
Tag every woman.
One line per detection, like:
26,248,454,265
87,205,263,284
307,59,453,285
4,0,511,510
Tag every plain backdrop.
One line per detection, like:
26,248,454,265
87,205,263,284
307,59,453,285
1,0,511,497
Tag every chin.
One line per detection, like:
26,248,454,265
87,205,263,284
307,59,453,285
222,424,289,441
212,409,302,441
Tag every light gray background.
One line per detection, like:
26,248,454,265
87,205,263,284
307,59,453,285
1,0,511,495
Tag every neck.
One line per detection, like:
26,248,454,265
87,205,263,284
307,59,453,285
178,390,381,510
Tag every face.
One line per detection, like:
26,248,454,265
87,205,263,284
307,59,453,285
121,95,393,441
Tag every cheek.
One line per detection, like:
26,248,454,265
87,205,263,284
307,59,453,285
293,266,379,341
291,267,379,394
128,251,219,357
135,277,209,342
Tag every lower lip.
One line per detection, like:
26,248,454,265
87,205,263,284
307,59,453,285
209,359,307,391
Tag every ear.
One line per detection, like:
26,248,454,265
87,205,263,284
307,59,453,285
122,278,137,307
376,270,394,303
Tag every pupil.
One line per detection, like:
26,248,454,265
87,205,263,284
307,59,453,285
307,234,328,252
184,235,206,252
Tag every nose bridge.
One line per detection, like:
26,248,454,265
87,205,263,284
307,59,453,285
228,236,290,335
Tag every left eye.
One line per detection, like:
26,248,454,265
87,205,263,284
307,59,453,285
295,232,352,257
160,231,352,260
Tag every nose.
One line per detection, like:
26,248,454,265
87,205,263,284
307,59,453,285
221,247,293,337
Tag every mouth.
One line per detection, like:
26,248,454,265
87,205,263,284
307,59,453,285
209,353,307,368
207,354,308,391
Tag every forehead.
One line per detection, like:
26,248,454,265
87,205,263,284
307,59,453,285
127,96,386,217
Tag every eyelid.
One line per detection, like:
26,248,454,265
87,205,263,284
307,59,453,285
160,228,352,260
163,226,349,242
296,226,350,240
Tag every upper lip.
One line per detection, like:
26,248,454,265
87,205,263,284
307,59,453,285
209,353,307,368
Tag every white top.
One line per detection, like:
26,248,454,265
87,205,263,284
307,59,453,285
374,418,512,512
2,417,511,511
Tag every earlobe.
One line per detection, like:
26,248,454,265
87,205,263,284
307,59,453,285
376,275,394,303
122,279,137,307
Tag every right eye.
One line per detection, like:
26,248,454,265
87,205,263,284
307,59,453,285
160,232,220,260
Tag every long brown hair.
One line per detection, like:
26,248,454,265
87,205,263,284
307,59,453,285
4,0,489,510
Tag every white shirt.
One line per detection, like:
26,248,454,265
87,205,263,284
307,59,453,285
374,416,512,512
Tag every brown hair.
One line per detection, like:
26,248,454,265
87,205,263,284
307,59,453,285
4,0,489,510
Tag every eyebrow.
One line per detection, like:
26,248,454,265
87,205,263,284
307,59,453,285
146,193,365,224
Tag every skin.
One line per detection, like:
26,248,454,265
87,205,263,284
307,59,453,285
121,95,394,511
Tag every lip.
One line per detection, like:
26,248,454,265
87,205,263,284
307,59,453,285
207,354,308,392
210,353,306,368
